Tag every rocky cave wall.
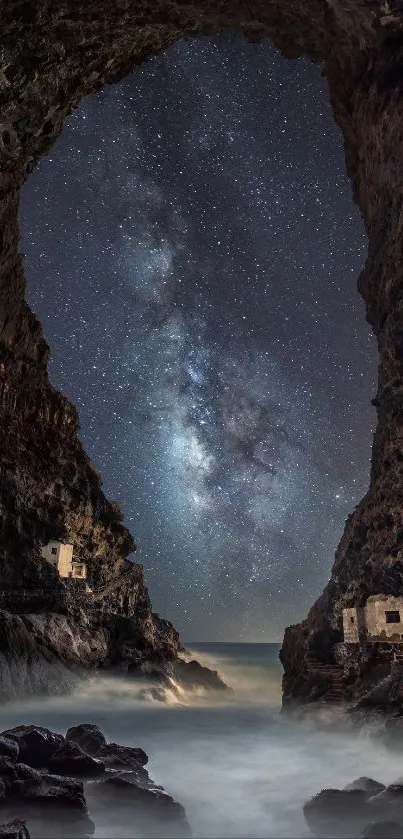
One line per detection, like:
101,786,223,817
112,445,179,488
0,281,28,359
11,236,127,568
2,0,403,701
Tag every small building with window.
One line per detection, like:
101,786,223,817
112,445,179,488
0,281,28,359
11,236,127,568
41,541,87,580
343,594,403,643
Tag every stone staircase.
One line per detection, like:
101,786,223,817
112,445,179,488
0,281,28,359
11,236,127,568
306,653,345,703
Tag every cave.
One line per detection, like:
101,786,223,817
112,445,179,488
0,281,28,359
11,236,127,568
2,0,403,703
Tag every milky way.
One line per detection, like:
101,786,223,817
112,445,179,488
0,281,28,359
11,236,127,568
20,34,377,641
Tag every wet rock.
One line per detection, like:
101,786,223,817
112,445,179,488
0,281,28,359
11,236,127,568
97,742,148,770
0,820,30,839
0,727,63,768
0,761,42,796
361,822,403,838
0,774,95,838
344,778,386,795
366,784,403,822
127,661,170,685
0,759,19,790
13,765,42,785
0,723,190,837
172,658,228,691
22,773,87,809
9,763,43,795
303,788,369,836
0,740,19,764
86,775,191,837
0,779,6,802
48,740,105,777
65,724,106,757
20,774,95,837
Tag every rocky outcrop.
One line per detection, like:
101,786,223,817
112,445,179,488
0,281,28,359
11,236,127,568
0,820,30,839
1,1,403,705
303,777,403,838
0,723,191,839
0,596,185,701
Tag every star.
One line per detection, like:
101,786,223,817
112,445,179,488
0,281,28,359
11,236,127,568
20,33,376,642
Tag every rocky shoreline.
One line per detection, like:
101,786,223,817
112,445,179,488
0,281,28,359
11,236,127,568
303,776,403,839
0,722,191,839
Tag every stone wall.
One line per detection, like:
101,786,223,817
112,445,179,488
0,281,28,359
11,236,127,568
343,607,365,643
365,594,403,640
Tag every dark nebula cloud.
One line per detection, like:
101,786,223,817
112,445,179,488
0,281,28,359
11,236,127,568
20,34,377,641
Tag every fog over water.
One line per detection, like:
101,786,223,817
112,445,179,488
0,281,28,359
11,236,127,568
1,644,402,838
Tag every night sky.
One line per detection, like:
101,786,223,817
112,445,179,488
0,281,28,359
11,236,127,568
20,34,377,642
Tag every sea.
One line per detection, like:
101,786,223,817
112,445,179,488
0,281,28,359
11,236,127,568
0,642,403,838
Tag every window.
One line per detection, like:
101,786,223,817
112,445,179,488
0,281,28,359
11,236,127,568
386,611,401,624
51,547,57,555
350,616,355,624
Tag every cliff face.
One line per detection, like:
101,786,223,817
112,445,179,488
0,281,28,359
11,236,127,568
1,1,403,705
0,570,181,701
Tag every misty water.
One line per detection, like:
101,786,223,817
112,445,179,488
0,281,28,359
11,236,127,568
1,643,402,838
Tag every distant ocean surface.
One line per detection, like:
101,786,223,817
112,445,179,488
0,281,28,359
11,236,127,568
1,641,403,837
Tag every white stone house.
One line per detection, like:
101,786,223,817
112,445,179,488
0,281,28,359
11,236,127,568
343,594,403,643
41,541,87,580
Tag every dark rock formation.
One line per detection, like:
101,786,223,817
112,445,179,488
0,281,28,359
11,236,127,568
172,658,229,691
361,823,403,839
65,724,106,757
1,0,403,704
85,776,190,838
0,727,64,768
0,820,30,839
0,744,18,766
0,723,190,839
67,726,150,780
127,656,229,698
344,778,386,796
96,743,149,773
304,778,403,838
47,742,105,778
303,788,370,837
0,590,183,700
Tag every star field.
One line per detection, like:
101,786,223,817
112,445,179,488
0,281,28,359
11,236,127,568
20,34,377,641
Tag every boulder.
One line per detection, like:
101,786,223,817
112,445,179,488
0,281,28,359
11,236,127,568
366,784,403,822
22,773,87,809
48,741,105,777
344,778,386,795
9,764,43,797
86,775,191,837
0,762,42,796
0,820,30,839
0,759,18,790
0,727,63,768
172,658,228,691
303,788,369,836
65,724,106,757
97,742,148,770
361,821,403,838
0,740,19,764
0,774,95,838
13,765,42,785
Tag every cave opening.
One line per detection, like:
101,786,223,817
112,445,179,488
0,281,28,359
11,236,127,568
19,33,377,642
